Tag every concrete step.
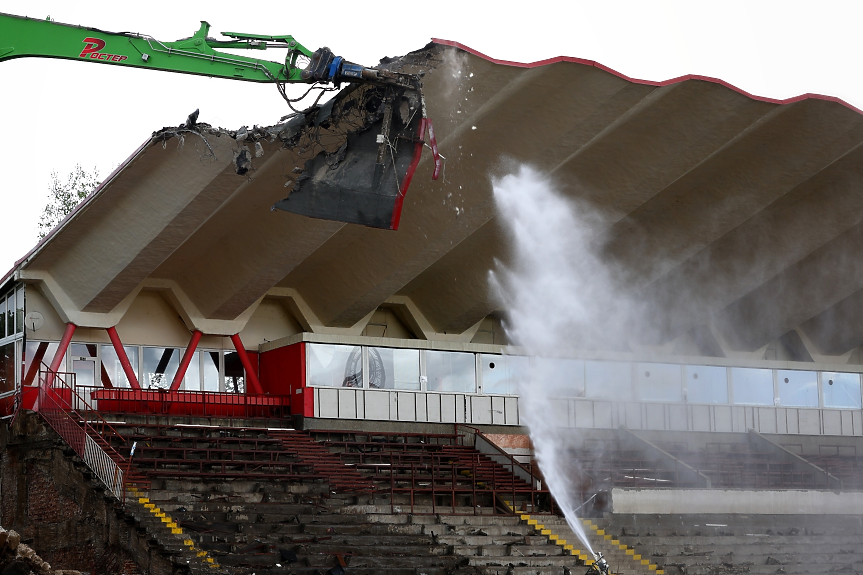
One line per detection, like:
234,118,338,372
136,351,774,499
468,555,577,567
438,535,530,546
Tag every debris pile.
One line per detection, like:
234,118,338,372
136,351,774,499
0,527,79,575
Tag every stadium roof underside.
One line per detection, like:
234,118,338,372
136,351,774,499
8,40,863,358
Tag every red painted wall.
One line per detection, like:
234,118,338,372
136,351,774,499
259,343,310,416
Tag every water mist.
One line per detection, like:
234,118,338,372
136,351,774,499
490,165,635,555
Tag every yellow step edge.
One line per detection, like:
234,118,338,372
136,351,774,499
611,539,619,545
161,517,172,523
596,529,605,535
548,534,559,541
144,503,155,509
167,522,178,528
564,545,573,551
540,529,551,535
634,554,641,560
618,544,627,550
649,565,657,571
582,519,591,526
604,534,612,540
520,514,531,521
206,558,215,564
527,519,538,525
138,498,149,504
641,559,649,565
657,570,665,574
171,528,183,535
184,540,194,546
555,539,567,546
626,549,634,555
590,524,598,531
197,551,208,557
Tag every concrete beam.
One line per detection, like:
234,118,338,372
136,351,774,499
611,488,863,515
714,220,863,351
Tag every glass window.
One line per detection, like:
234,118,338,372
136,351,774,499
776,369,818,407
369,347,420,390
307,344,363,387
100,345,140,388
183,351,201,391
822,372,862,409
5,291,13,336
482,354,532,395
142,347,180,389
535,357,585,397
0,342,14,392
685,365,728,404
585,360,632,401
24,341,59,386
15,287,23,335
0,297,6,338
224,351,245,393
203,351,219,392
637,362,683,402
426,350,476,393
731,367,774,405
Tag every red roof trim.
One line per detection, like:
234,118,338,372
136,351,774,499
431,38,863,115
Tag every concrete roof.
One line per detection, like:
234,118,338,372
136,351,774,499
12,40,863,357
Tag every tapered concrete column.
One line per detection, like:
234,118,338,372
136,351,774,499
170,330,203,391
229,334,263,395
106,326,141,390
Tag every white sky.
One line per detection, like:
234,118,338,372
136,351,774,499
2,0,861,274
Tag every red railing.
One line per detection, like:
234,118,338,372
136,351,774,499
33,367,148,502
73,384,291,419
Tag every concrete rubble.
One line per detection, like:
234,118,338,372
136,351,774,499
0,526,80,575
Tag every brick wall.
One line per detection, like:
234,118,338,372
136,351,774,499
0,412,173,575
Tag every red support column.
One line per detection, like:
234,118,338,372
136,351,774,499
106,326,141,390
170,330,203,391
229,334,263,395
46,322,76,389
36,322,76,410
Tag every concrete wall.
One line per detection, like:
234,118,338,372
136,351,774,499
612,488,863,515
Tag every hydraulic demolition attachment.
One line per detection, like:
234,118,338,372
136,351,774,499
0,13,442,230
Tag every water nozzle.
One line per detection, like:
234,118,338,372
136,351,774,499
590,551,610,575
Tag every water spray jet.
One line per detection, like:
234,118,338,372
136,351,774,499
491,164,634,556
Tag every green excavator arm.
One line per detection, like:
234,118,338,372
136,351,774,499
0,12,442,231
0,12,312,82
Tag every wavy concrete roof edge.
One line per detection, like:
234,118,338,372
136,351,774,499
431,38,863,114
4,38,861,289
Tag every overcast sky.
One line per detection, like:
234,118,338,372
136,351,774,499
2,0,861,274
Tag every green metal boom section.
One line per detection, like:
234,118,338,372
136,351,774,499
0,12,314,83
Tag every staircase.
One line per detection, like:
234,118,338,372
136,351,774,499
593,513,863,575
81,420,561,574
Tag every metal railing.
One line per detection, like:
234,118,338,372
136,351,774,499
318,428,555,515
34,367,146,501
73,384,291,419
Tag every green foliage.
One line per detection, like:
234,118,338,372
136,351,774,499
37,165,100,240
